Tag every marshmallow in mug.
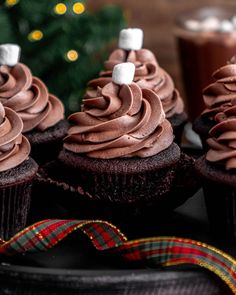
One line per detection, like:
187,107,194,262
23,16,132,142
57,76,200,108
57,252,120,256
220,20,234,32
184,16,236,32
0,44,20,66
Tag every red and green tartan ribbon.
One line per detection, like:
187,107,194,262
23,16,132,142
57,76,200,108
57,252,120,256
0,219,236,294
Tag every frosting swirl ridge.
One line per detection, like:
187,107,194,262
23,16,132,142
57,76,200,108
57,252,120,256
0,63,64,132
206,105,236,170
0,103,30,172
88,49,184,118
201,62,236,122
64,82,174,159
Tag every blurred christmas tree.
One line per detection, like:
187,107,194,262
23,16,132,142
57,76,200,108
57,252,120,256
0,0,126,114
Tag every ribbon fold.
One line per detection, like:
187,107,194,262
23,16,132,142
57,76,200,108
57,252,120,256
0,219,236,294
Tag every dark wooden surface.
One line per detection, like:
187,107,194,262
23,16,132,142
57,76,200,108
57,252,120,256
88,0,236,105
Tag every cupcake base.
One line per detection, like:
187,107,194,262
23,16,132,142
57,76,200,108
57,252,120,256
30,150,199,237
0,158,38,240
57,143,181,203
195,156,236,240
168,112,188,145
24,119,69,165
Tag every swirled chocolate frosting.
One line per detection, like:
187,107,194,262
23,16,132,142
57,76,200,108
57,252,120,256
88,49,184,118
0,63,64,132
201,59,236,122
206,106,236,170
64,82,174,159
0,103,30,172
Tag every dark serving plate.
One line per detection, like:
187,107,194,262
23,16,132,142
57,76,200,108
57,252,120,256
0,189,233,295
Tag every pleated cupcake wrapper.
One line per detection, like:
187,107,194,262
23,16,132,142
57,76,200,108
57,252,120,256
0,181,32,240
80,167,177,203
202,181,236,239
0,219,236,294
37,161,177,203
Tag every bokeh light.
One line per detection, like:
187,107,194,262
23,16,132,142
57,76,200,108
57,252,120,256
5,0,19,7
28,30,43,42
54,3,67,15
73,2,85,14
66,50,79,62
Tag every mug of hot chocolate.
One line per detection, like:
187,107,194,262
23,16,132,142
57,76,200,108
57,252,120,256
174,6,236,123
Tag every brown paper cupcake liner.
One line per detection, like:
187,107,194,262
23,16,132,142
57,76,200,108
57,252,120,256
195,156,236,240
30,151,199,237
0,181,33,240
56,143,182,203
0,158,38,240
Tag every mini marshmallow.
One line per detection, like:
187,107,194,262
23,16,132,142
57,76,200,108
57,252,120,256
200,16,220,32
219,20,234,32
0,44,20,66
112,62,135,85
118,28,143,50
184,19,201,32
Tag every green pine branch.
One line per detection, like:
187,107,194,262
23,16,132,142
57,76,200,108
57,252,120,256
0,0,126,114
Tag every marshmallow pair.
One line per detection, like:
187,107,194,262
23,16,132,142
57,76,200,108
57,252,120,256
113,28,144,84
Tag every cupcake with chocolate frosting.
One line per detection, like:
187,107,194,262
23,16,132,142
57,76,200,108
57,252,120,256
0,102,38,240
195,105,236,239
87,28,187,143
58,62,180,203
193,55,236,150
34,63,199,231
0,44,69,164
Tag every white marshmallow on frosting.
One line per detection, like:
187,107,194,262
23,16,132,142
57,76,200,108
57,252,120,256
112,62,135,85
0,44,20,66
118,28,143,50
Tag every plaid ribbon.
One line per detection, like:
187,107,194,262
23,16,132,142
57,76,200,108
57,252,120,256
0,219,236,294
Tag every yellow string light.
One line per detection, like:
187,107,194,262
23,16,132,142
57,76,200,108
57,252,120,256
5,0,19,7
28,30,43,42
73,2,85,14
66,50,79,62
54,3,67,15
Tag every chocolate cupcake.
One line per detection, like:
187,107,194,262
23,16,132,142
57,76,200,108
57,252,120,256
60,62,180,203
87,28,187,144
32,63,199,234
195,106,236,239
0,102,38,240
0,44,69,164
193,56,236,151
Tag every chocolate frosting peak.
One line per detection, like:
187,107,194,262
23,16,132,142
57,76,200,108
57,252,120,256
202,58,236,170
87,48,184,118
0,104,30,172
206,106,236,170
64,82,174,159
0,63,64,132
202,62,236,121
